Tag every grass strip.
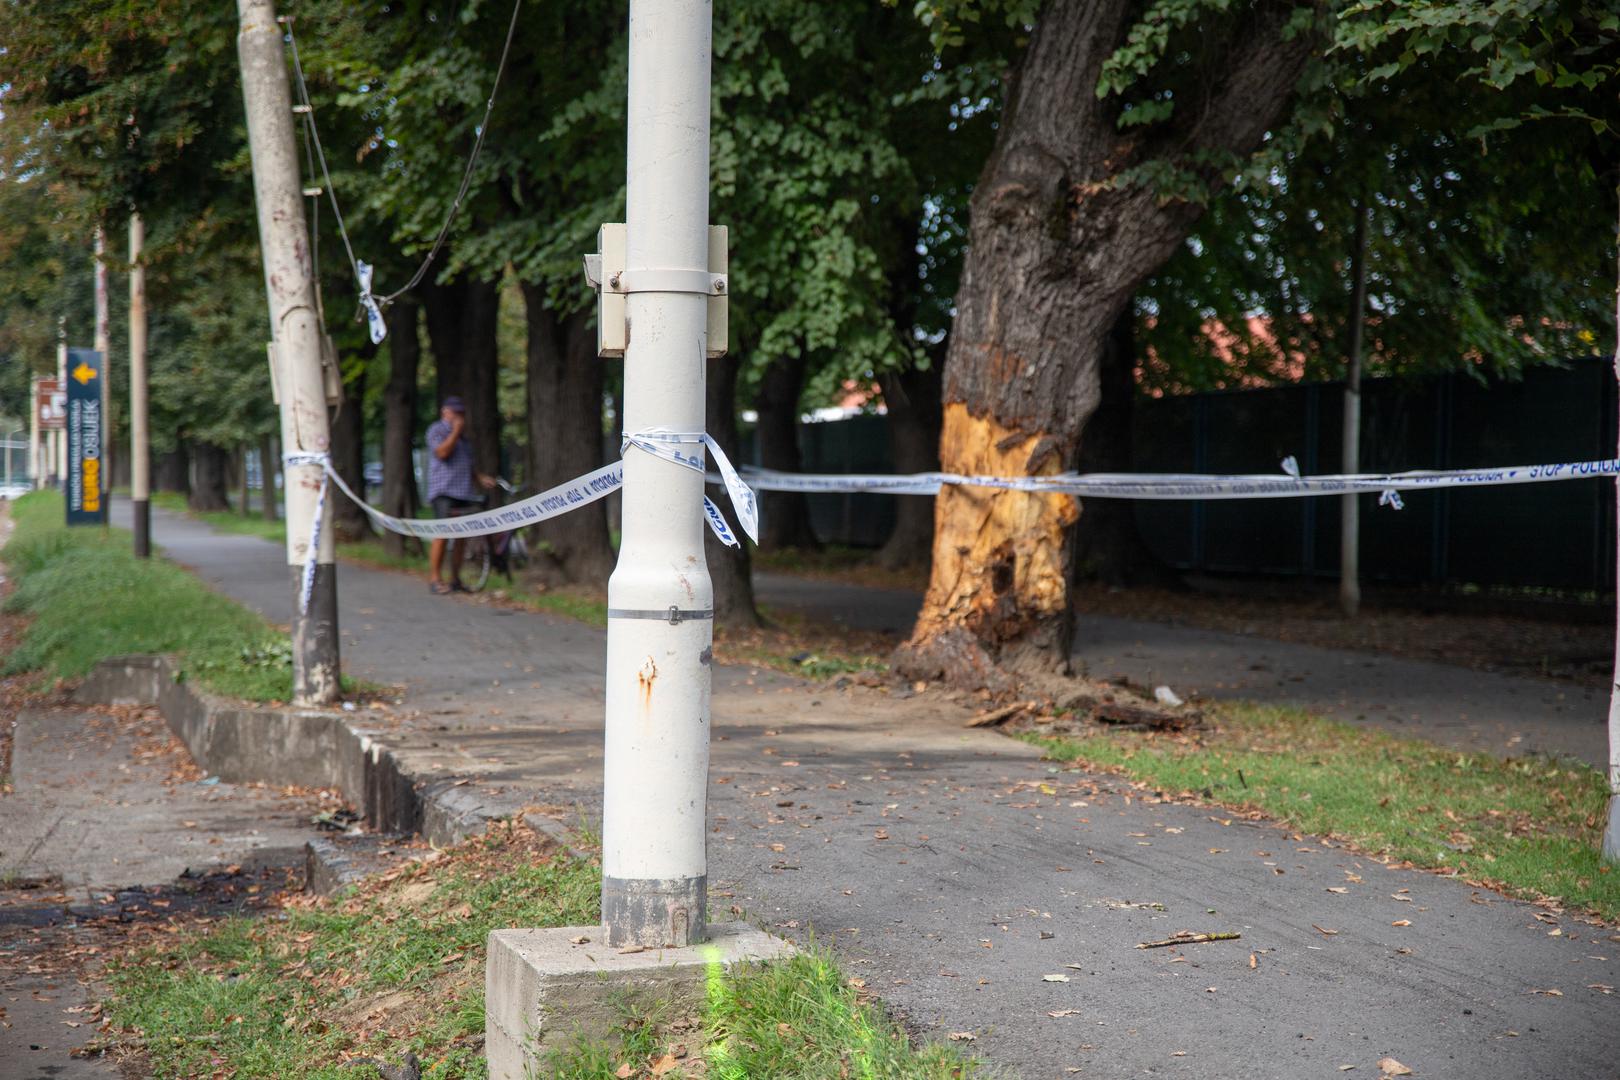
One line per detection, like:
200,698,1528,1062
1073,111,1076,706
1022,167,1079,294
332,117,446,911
1021,702,1618,920
105,821,974,1079
2,491,295,701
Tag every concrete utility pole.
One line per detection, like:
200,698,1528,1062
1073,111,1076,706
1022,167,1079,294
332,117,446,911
29,380,39,490
237,0,340,705
129,213,151,557
1339,202,1370,619
599,0,716,948
94,226,112,512
55,338,67,487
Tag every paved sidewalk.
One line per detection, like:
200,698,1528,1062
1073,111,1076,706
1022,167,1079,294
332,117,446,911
754,572,1608,767
0,704,322,1080
108,503,1620,1079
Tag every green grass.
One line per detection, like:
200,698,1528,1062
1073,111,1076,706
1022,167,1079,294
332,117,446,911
106,824,599,1079
2,491,296,701
105,823,975,1080
543,947,976,1079
1022,702,1619,920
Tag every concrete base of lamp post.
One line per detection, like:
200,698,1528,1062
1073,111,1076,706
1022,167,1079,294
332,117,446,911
484,921,794,1080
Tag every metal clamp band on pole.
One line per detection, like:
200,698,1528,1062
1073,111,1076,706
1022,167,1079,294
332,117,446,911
608,267,726,295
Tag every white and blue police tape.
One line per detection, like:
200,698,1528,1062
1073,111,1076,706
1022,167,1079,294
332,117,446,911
288,445,1620,613
281,450,333,615
621,428,760,547
356,261,387,345
735,458,1620,501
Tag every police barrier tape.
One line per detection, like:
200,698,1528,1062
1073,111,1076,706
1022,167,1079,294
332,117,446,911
283,431,761,612
736,457,1620,500
285,446,1620,612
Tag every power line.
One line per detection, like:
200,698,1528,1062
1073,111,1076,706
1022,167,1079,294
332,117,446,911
279,0,522,338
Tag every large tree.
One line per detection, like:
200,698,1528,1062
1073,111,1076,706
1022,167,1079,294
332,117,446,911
895,0,1324,692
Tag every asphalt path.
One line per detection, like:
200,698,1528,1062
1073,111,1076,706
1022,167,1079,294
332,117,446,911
102,502,1620,1079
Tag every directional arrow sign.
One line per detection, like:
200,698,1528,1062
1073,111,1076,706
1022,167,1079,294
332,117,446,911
65,348,105,525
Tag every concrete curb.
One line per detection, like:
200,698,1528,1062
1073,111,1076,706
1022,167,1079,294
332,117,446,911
74,656,587,860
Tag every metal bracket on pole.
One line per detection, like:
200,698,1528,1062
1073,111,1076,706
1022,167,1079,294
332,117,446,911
584,223,728,359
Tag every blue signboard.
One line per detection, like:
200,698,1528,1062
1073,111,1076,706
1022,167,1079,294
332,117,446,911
65,347,106,526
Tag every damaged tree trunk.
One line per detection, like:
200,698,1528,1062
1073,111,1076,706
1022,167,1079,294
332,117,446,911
521,285,614,584
895,0,1316,695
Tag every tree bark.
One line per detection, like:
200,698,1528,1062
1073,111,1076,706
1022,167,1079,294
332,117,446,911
330,359,372,541
461,277,502,481
187,442,230,511
754,354,819,551
260,432,278,521
237,445,251,517
875,364,943,571
896,0,1317,694
422,273,502,479
155,443,189,495
1069,309,1180,587
521,283,615,584
706,351,759,629
380,295,421,556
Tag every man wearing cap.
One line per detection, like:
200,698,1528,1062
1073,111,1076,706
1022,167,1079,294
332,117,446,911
425,396,495,594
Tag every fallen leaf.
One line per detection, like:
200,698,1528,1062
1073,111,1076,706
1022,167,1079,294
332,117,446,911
1048,1009,1082,1018
873,829,890,841
1249,953,1258,970
1530,988,1562,997
769,843,786,853
1312,925,1339,937
1391,920,1412,927
948,1032,977,1042
1326,887,1349,894
1376,1057,1413,1076
614,1065,633,1079
569,935,590,945
618,945,647,955
1588,984,1614,994
1043,974,1070,983
1339,1067,1356,1072
650,1053,679,1076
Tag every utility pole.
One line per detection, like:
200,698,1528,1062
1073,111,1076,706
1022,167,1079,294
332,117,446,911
1339,202,1370,619
55,336,67,488
237,0,340,705
130,213,151,557
599,0,716,948
94,226,112,515
28,380,39,490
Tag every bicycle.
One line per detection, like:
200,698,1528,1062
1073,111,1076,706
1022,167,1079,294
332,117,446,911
453,478,530,593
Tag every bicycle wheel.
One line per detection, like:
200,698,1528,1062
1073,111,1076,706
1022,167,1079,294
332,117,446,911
465,537,492,593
